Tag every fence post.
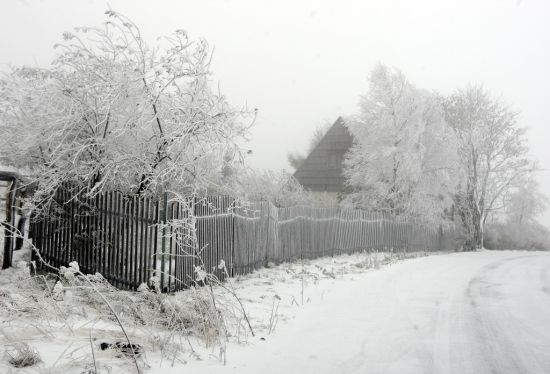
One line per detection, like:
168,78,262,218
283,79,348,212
263,201,270,268
231,203,235,277
160,192,168,291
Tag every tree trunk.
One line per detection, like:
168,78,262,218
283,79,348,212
472,210,483,250
457,189,483,251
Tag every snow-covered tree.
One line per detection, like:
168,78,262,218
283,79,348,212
343,64,457,223
443,86,534,249
0,11,254,212
504,177,547,225
287,152,306,170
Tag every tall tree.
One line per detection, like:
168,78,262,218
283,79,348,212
443,86,534,250
343,64,457,223
0,11,253,211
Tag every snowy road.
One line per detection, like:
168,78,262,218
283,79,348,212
191,251,550,374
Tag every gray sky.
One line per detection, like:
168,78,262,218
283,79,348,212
1,0,550,225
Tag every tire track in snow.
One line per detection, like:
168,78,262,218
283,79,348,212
459,254,550,374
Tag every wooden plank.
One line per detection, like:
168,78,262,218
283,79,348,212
132,196,139,287
51,190,58,268
168,200,174,291
159,193,167,291
152,198,159,291
124,197,131,289
143,197,150,286
92,194,98,274
80,194,86,272
47,199,53,267
130,196,137,289
139,196,146,286
107,192,113,275
113,192,121,288
100,192,107,279
118,193,124,286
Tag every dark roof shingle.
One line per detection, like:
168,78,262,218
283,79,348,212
293,117,353,193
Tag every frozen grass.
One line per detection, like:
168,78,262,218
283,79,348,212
0,249,431,373
4,342,42,368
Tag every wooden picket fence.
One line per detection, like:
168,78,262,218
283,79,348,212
30,189,459,292
30,188,159,289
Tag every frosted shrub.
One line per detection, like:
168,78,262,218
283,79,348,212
5,343,42,368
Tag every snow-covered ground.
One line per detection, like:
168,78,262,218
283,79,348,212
1,250,550,373
182,250,550,374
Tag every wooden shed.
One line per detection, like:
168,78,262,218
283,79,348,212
293,117,354,194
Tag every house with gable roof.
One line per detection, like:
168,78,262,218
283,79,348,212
293,117,354,197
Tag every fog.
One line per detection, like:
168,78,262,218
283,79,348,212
1,0,549,225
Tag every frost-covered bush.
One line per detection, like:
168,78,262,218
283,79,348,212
224,168,337,207
0,10,254,213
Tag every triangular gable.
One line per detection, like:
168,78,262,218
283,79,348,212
293,117,354,192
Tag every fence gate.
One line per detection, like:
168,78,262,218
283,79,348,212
0,171,24,269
